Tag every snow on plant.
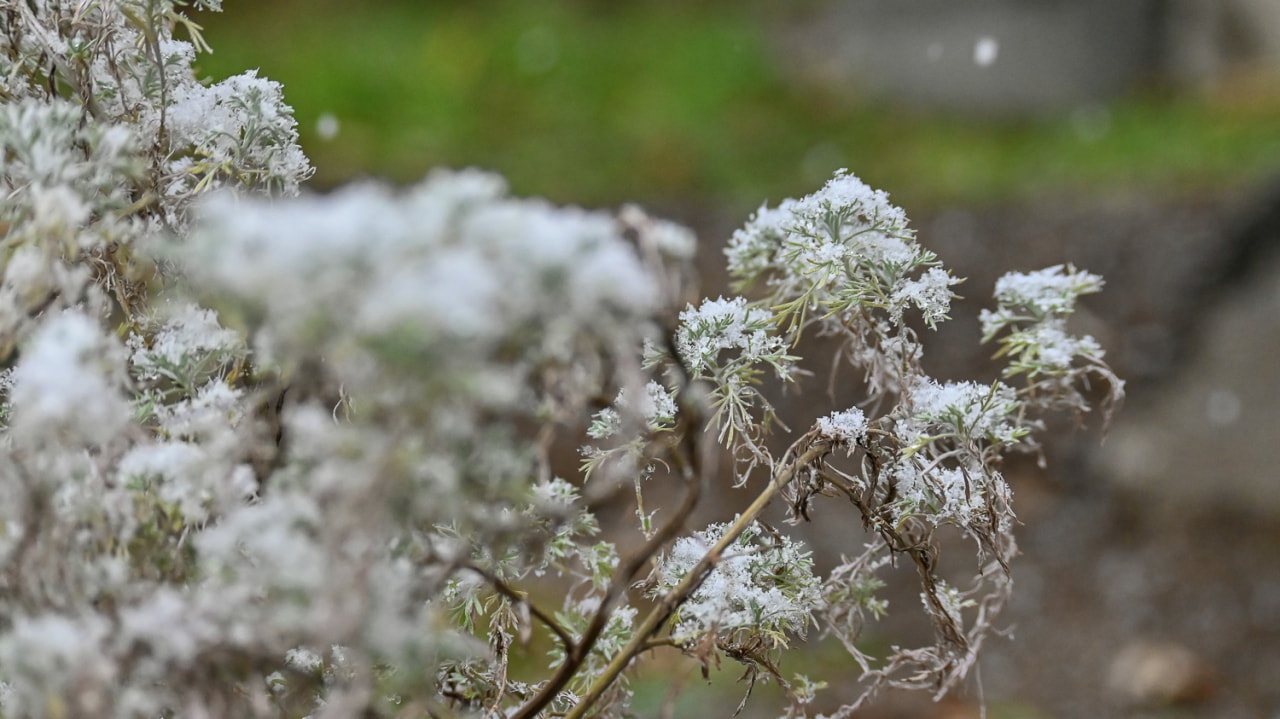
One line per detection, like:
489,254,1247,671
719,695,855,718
0,3,1123,718
654,520,823,647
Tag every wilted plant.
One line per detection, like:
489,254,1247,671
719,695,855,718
0,3,1122,718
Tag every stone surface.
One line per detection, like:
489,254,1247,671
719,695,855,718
1100,244,1280,515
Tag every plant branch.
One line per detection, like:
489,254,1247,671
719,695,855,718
462,563,576,656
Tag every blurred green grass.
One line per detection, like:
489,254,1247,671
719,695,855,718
192,0,1280,211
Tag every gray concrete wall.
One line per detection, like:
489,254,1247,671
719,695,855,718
783,0,1280,114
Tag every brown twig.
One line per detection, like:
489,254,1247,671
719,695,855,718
461,563,576,656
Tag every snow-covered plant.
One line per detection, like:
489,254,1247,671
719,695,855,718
0,4,1123,718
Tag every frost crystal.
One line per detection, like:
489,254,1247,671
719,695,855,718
817,408,868,443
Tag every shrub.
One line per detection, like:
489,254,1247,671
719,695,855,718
0,3,1121,717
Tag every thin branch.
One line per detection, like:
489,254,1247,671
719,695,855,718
461,563,576,655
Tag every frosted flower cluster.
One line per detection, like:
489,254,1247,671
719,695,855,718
980,264,1120,417
670,295,796,459
720,170,963,411
632,381,679,426
127,302,245,382
893,464,992,526
817,407,869,444
181,170,662,406
726,170,912,283
165,70,311,198
675,296,788,375
8,311,130,446
984,264,1104,323
724,170,956,332
2,2,311,229
1019,321,1105,370
0,101,137,219
655,521,823,645
587,380,678,439
904,377,1021,446
890,266,961,327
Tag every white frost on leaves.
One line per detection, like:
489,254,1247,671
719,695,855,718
587,407,623,440
284,646,325,674
788,170,910,236
817,407,868,444
983,264,1103,326
29,184,91,241
675,296,785,375
530,477,579,510
727,171,914,281
588,381,678,439
923,580,975,624
194,492,329,597
725,202,793,280
620,381,678,426
128,303,243,380
893,464,987,526
0,612,112,714
910,378,1017,436
656,521,823,641
0,100,137,210
1022,320,1104,369
117,589,221,667
164,69,311,199
890,266,959,327
600,604,637,652
723,170,954,340
979,265,1107,377
638,381,678,424
9,311,129,445
154,379,244,439
116,438,255,521
184,170,659,385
